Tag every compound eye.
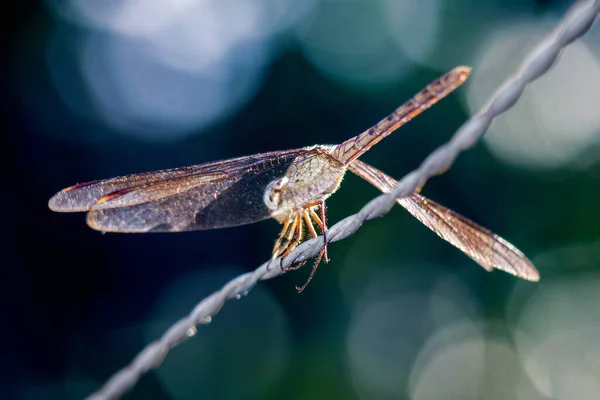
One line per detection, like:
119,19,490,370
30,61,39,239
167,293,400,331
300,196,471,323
270,189,279,201
264,179,283,210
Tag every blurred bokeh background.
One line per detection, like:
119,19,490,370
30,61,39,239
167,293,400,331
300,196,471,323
5,0,600,399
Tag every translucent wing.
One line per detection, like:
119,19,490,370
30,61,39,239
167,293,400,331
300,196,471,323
49,150,300,212
331,66,471,164
49,149,309,233
348,160,539,281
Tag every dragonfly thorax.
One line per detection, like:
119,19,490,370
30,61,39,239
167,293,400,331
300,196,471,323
263,147,346,221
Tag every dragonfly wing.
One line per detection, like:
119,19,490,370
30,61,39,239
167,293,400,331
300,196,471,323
348,160,539,281
48,149,300,213
88,151,306,232
50,149,308,232
399,194,539,281
49,166,199,212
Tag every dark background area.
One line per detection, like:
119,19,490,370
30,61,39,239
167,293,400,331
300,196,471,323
5,1,600,399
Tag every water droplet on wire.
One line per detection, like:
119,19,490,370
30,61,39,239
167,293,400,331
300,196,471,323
186,327,197,337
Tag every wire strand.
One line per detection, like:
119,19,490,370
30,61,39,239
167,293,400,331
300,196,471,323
87,1,600,398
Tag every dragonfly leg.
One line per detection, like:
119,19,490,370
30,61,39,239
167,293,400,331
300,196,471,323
319,201,329,262
272,216,293,258
303,209,318,238
274,214,299,259
276,215,301,258
281,207,329,292
281,214,308,271
303,207,327,270
282,214,301,258
309,201,329,263
287,207,327,293
295,250,325,293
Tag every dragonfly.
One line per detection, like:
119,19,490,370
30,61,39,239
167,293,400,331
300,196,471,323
48,66,539,291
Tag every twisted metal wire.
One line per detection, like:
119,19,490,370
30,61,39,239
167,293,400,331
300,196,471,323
88,1,600,399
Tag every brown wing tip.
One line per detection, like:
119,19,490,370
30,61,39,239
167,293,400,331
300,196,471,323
48,193,61,212
86,208,121,232
48,190,83,212
510,249,540,282
86,211,103,231
452,65,472,83
49,181,102,212
520,266,540,282
490,259,540,282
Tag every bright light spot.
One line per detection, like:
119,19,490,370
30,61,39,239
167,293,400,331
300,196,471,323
580,14,600,62
381,0,440,68
400,0,536,70
409,324,486,400
428,275,481,326
345,268,479,399
145,267,291,400
131,0,311,73
347,292,430,398
467,20,600,170
78,31,268,140
52,0,308,41
52,0,310,70
296,0,414,87
411,322,542,400
54,0,193,37
508,273,600,400
46,0,310,141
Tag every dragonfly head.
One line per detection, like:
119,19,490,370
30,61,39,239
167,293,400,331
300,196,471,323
264,176,289,213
